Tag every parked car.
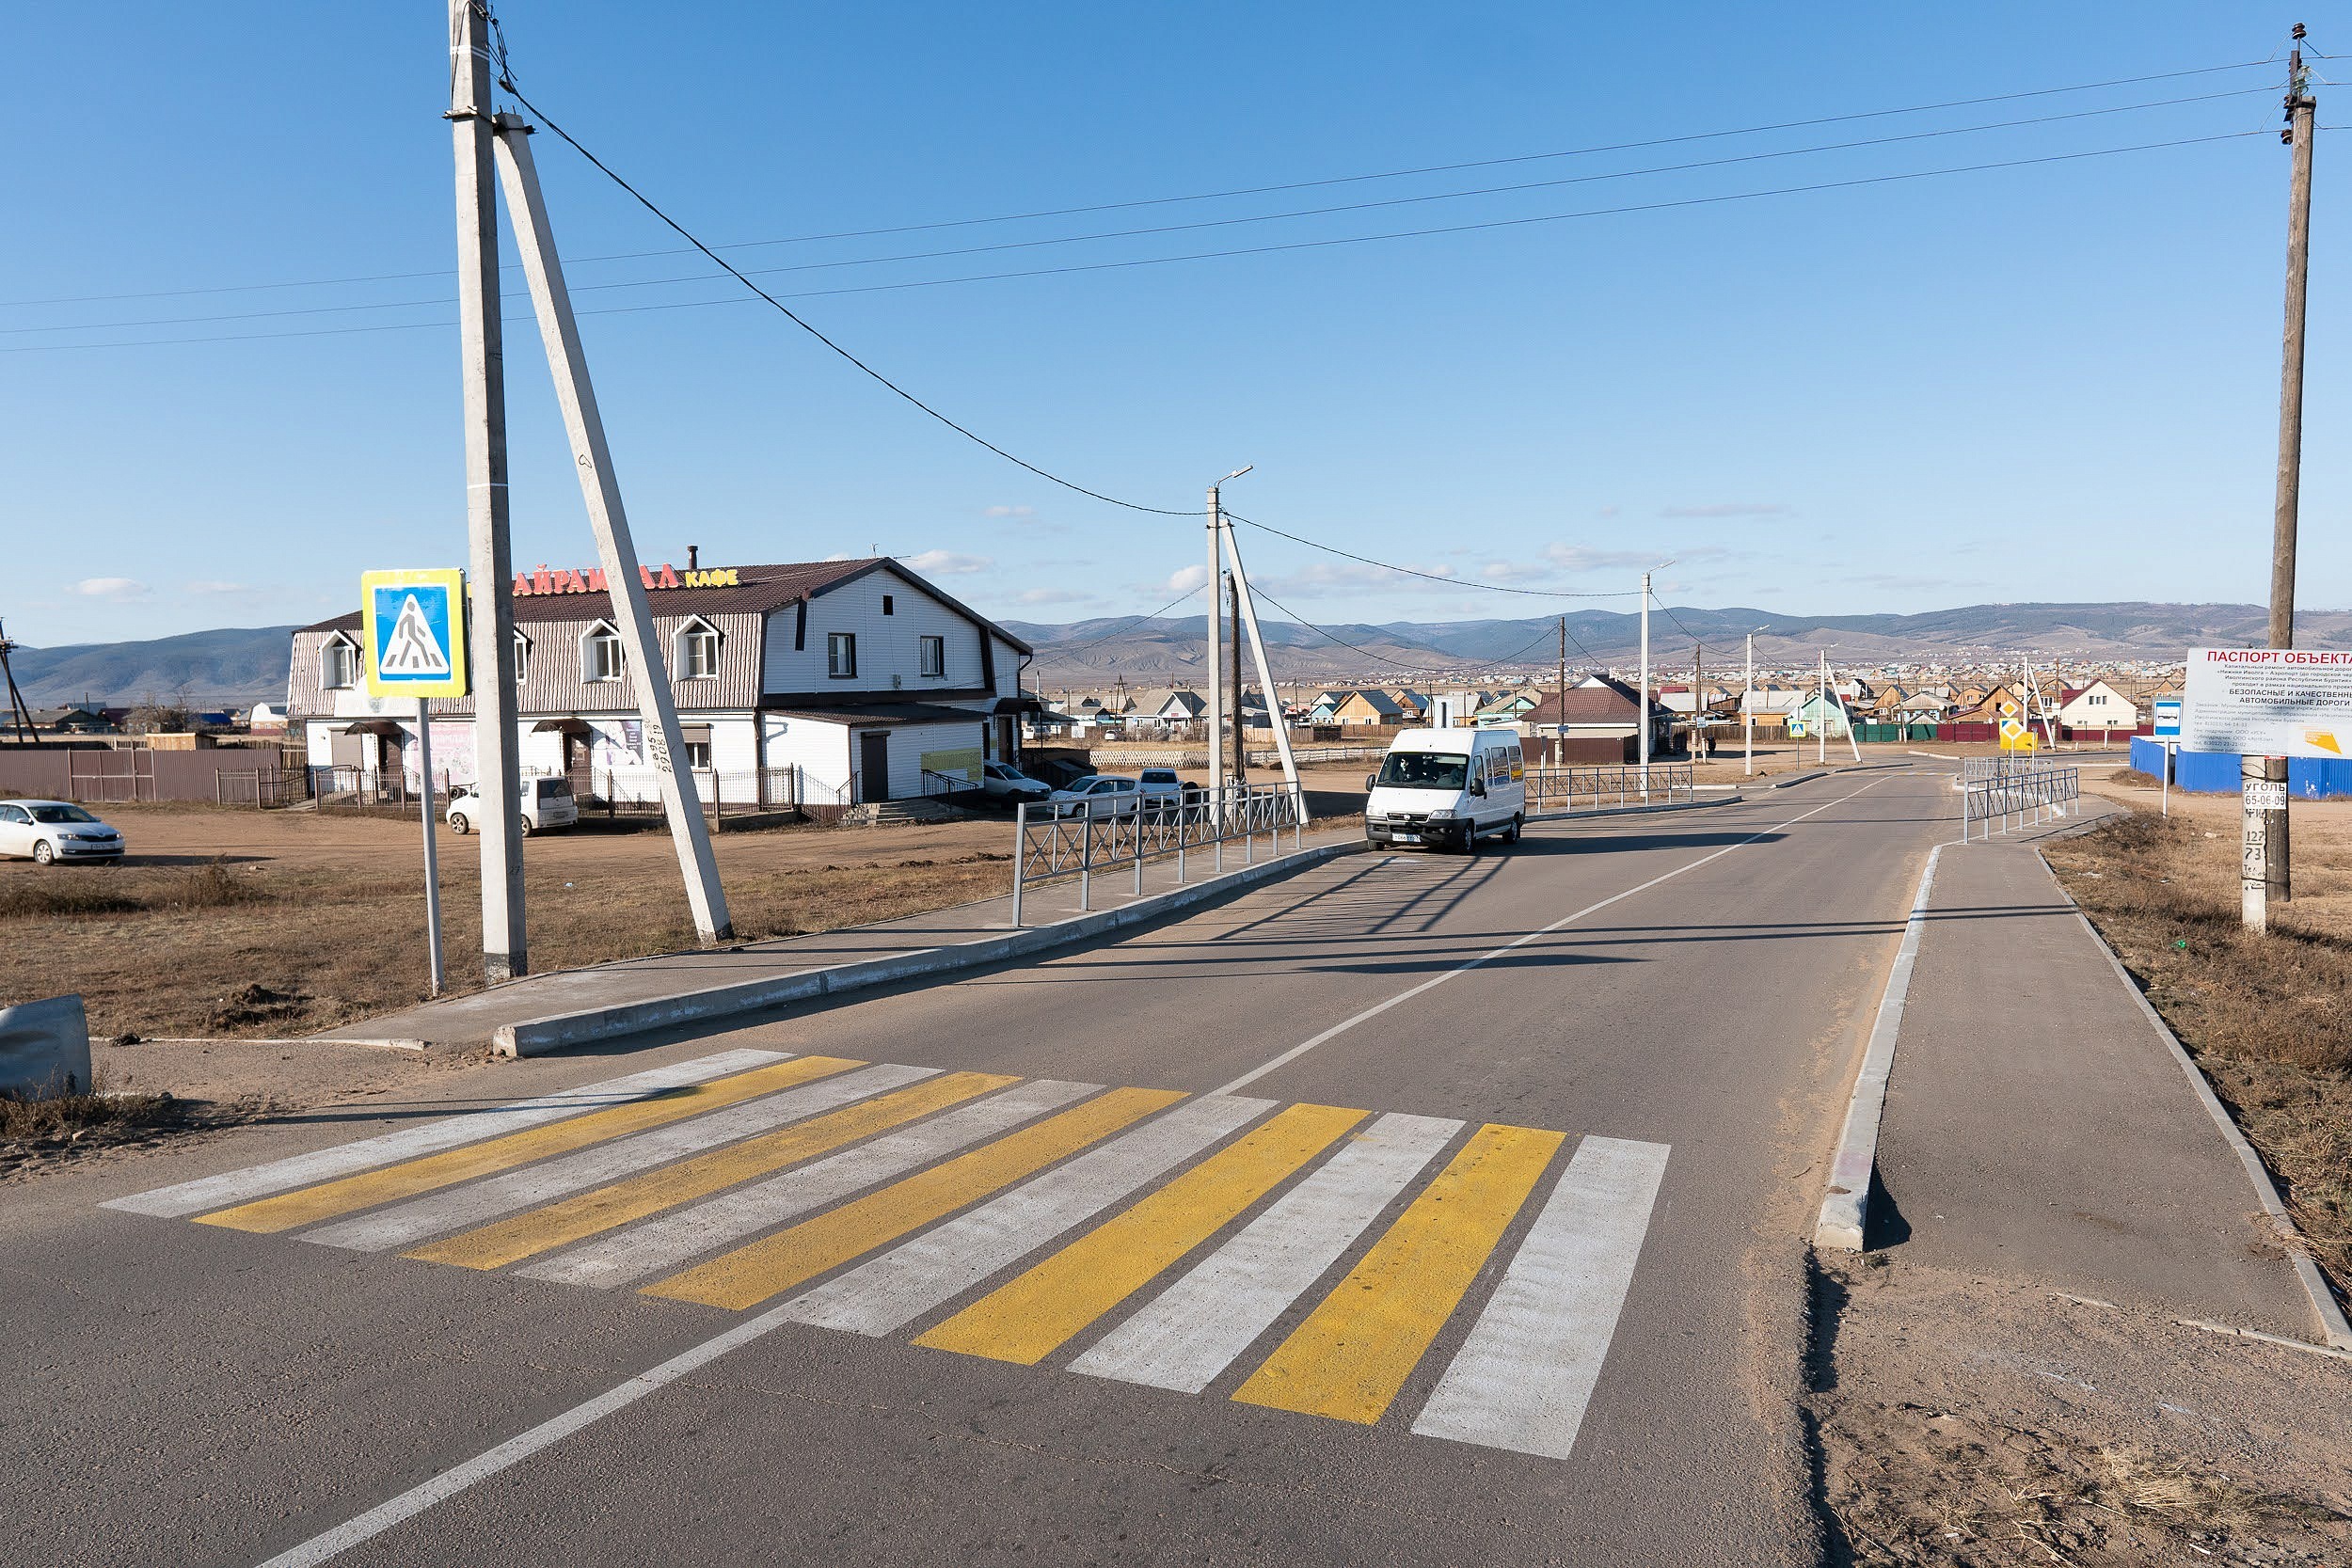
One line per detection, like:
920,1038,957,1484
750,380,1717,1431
1363,727,1525,852
979,761,1052,802
445,777,579,837
1024,756,1096,791
1135,768,1197,804
1045,774,1143,817
0,800,126,864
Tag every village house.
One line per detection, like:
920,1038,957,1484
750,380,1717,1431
286,555,1035,809
2052,679,2141,735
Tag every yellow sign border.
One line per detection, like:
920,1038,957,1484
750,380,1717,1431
360,567,469,700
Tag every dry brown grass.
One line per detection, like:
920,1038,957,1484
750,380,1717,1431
2046,807,2352,1292
1,846,1013,1044
0,1087,182,1141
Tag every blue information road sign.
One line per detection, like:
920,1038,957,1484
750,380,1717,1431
2153,697,2182,739
361,568,469,700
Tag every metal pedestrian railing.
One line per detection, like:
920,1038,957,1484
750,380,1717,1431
1525,764,1694,812
1010,782,1306,926
1960,766,2078,841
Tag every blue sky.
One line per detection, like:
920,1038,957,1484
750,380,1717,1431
6,2,2344,645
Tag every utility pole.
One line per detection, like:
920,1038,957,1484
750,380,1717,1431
1205,482,1228,809
1817,649,1827,765
1743,631,1755,777
1638,570,1651,799
2250,28,2314,931
1227,571,1247,784
449,0,528,981
1555,616,1566,767
0,620,36,744
1692,641,1703,761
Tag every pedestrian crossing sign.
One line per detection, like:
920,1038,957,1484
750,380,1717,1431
361,568,469,699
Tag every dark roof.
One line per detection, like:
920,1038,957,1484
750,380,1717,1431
1517,676,1668,726
294,557,1032,654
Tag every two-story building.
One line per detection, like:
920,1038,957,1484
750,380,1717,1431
286,555,1035,810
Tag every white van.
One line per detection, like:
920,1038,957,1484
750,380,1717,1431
1364,727,1526,852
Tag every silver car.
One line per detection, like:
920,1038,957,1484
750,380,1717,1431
0,800,126,863
1044,774,1142,817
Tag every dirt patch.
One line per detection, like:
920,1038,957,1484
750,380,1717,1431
1810,1256,2352,1565
2042,801,2352,1296
0,1081,278,1183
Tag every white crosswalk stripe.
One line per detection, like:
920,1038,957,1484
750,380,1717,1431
100,1050,786,1219
776,1094,1273,1337
520,1078,1104,1290
297,1063,938,1254
1069,1110,1462,1393
1410,1135,1670,1459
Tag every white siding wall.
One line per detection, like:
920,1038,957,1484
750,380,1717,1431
760,571,986,696
881,720,988,799
763,716,852,804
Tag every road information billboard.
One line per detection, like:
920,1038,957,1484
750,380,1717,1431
2181,647,2352,757
361,568,469,700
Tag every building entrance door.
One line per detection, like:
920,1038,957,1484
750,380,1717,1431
859,731,891,803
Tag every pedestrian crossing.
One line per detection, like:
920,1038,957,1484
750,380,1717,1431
105,1048,1669,1464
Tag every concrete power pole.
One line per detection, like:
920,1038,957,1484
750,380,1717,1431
449,0,528,982
493,119,734,944
1205,483,1227,808
1743,631,1755,777
2249,31,2314,932
1692,641,1703,761
1817,649,1828,765
1638,570,1651,799
1555,617,1566,766
1227,571,1246,784
1219,520,1308,816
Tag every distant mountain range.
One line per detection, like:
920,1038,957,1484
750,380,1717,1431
9,602,2346,708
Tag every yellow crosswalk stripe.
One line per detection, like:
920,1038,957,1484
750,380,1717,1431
196,1057,862,1235
642,1085,1184,1311
914,1102,1367,1365
1230,1122,1562,1425
403,1071,1019,1271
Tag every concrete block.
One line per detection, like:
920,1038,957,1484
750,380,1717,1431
0,993,93,1099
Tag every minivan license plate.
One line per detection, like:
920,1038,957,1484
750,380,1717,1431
1393,832,1422,844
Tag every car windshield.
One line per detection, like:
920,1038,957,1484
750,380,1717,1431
1140,770,1176,783
1375,753,1470,791
28,805,99,824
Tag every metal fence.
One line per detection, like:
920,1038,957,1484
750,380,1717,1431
1960,766,2079,841
1525,764,1694,812
1010,783,1306,925
213,768,310,807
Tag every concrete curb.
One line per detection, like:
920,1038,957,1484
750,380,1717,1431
1767,769,1828,789
1813,843,1942,1251
1525,794,1731,827
493,839,1361,1059
2034,847,2352,1351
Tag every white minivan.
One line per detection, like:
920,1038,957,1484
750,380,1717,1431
1364,728,1526,852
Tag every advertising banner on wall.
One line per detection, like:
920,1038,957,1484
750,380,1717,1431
2181,648,2352,757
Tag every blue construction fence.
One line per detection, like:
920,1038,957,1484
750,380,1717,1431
2130,736,2352,799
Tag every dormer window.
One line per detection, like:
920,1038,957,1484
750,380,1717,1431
674,617,722,679
582,622,624,683
321,634,358,690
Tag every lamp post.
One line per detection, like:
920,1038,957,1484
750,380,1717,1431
1205,467,1250,820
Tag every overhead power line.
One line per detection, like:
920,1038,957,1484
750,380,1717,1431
4,83,2277,340
1229,511,1641,600
2,127,2272,358
1249,586,1478,678
0,55,2280,310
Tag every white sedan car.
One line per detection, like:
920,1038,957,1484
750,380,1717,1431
1045,774,1143,817
0,800,127,863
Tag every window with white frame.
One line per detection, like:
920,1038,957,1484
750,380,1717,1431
676,620,721,679
918,635,946,679
583,624,624,682
321,637,358,689
828,631,857,678
513,630,531,686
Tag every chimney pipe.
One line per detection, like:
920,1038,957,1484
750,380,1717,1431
687,545,699,571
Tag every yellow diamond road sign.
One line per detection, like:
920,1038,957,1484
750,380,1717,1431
361,568,469,700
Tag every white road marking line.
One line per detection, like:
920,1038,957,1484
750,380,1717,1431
520,1078,1103,1290
296,1063,938,1254
102,1049,787,1219
1212,781,1886,1095
776,1095,1274,1337
1410,1134,1671,1460
249,1298,809,1568
1069,1110,1461,1393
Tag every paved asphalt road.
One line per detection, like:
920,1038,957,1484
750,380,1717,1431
7,768,1955,1567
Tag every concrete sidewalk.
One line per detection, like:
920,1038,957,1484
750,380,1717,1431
1871,820,2329,1340
319,820,1351,1050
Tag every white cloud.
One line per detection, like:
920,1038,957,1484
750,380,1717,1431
906,549,993,575
72,577,150,600
983,505,1036,519
1543,543,1659,573
1164,563,1210,594
1017,586,1095,606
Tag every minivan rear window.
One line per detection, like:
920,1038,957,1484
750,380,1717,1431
1375,753,1469,790
538,780,571,799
